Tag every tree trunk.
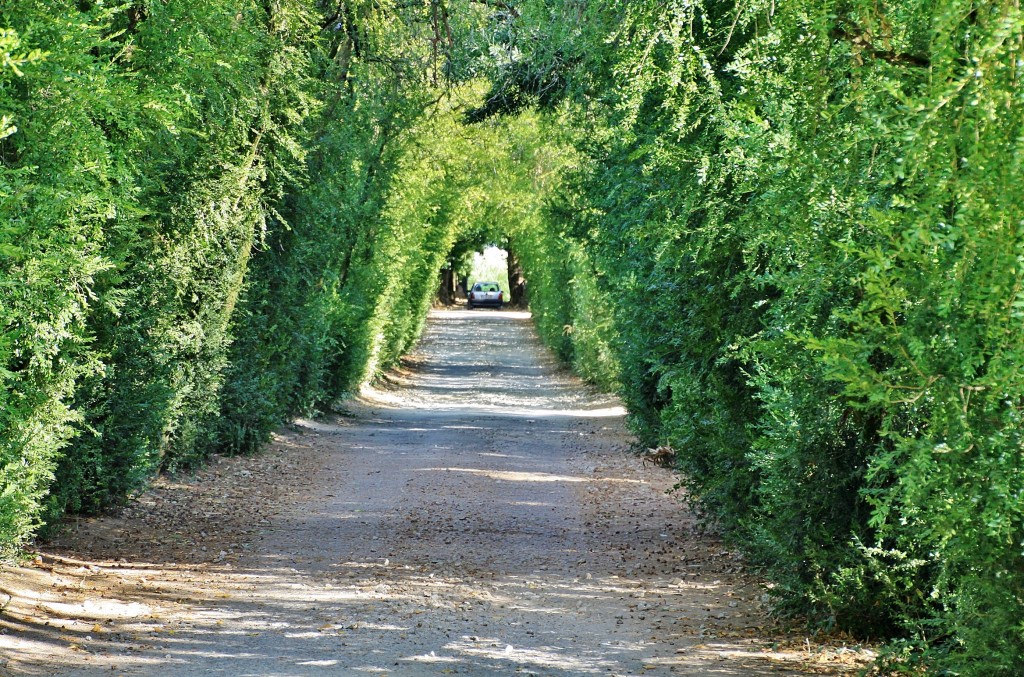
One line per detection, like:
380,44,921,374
507,249,527,307
437,266,455,305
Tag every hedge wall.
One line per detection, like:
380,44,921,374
0,0,484,554
480,1,1024,671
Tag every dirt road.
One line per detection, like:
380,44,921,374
0,310,869,675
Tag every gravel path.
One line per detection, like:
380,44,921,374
0,309,867,675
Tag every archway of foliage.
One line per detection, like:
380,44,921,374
5,0,1024,672
0,0,579,561
408,108,620,391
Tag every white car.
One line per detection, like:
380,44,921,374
467,282,504,309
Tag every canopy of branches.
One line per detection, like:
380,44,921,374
3,1,1023,672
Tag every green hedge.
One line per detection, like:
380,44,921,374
6,0,1024,670
0,0,485,555
0,0,317,544
483,0,1024,671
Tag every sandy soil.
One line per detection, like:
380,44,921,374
0,309,873,676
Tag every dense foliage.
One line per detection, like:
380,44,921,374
4,0,1024,671
0,0,307,547
0,0,485,552
478,0,1024,672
